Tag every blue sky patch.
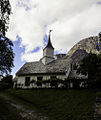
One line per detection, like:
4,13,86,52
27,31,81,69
43,34,48,47
32,46,41,53
54,50,60,54
16,1,31,11
97,2,101,5
11,35,26,76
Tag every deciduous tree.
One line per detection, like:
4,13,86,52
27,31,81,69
76,53,101,88
0,0,14,75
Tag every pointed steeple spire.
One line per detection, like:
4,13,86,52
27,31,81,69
45,30,54,49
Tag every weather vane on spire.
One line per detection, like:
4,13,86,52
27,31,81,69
49,30,53,35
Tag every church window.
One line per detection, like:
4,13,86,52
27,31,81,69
25,77,30,86
51,76,56,80
37,76,43,81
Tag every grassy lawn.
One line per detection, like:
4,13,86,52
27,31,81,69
3,89,95,120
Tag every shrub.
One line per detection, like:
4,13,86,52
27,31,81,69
0,75,13,90
63,78,71,88
36,81,42,87
50,79,58,88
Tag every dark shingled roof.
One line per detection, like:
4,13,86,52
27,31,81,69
54,54,66,59
16,58,71,76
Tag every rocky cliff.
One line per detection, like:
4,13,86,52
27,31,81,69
67,36,99,57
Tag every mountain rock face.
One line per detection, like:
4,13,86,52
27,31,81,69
64,36,99,78
70,49,88,64
66,36,99,57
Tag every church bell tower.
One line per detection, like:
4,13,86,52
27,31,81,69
41,30,54,65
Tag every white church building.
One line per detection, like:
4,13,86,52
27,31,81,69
14,31,70,88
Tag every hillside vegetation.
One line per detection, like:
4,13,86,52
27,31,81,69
4,89,95,120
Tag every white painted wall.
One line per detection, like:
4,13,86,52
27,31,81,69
42,47,54,65
57,75,67,80
15,75,67,88
43,47,54,58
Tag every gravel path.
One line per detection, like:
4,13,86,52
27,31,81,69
0,93,48,120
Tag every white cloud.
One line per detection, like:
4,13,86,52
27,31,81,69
21,48,43,62
7,0,101,62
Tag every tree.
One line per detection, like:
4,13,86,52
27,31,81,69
77,53,99,78
2,75,13,88
76,53,101,88
0,0,14,75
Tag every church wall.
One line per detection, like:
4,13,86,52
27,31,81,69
15,70,87,89
57,75,67,80
43,76,50,80
16,76,25,88
17,76,25,85
15,74,67,88
16,76,37,88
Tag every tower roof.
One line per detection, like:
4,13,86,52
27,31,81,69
44,30,54,49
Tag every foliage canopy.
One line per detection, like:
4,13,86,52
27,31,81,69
0,0,14,75
76,53,101,79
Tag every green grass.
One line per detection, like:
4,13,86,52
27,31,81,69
96,91,101,97
4,89,95,120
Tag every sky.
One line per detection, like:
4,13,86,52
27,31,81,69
6,0,101,76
